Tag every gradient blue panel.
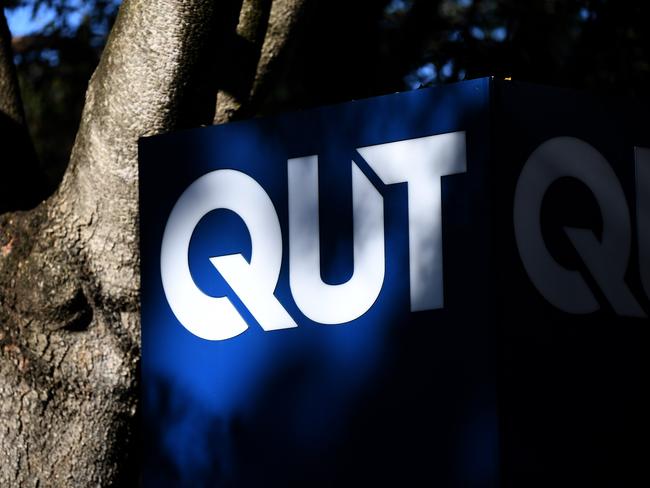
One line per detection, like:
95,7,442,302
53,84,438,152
139,78,497,487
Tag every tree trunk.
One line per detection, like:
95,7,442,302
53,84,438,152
0,0,311,484
0,0,217,485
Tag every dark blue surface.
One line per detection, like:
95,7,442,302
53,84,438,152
139,79,497,487
493,81,650,488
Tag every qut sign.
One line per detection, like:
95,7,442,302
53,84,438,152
139,79,649,487
161,131,466,340
161,134,649,341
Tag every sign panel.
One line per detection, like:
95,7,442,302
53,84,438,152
493,81,650,487
140,79,497,486
140,78,649,486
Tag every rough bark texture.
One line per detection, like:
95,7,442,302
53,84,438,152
0,0,309,483
0,0,217,485
214,0,310,123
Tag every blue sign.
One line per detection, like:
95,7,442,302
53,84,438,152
139,78,648,486
140,78,497,486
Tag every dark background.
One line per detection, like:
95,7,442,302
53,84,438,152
5,0,650,194
492,80,649,487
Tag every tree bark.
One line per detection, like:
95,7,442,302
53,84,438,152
0,1,217,485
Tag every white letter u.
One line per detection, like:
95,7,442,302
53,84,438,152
288,156,385,324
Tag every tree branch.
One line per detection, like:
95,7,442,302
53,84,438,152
0,9,24,125
214,0,272,123
214,0,311,123
251,0,309,104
